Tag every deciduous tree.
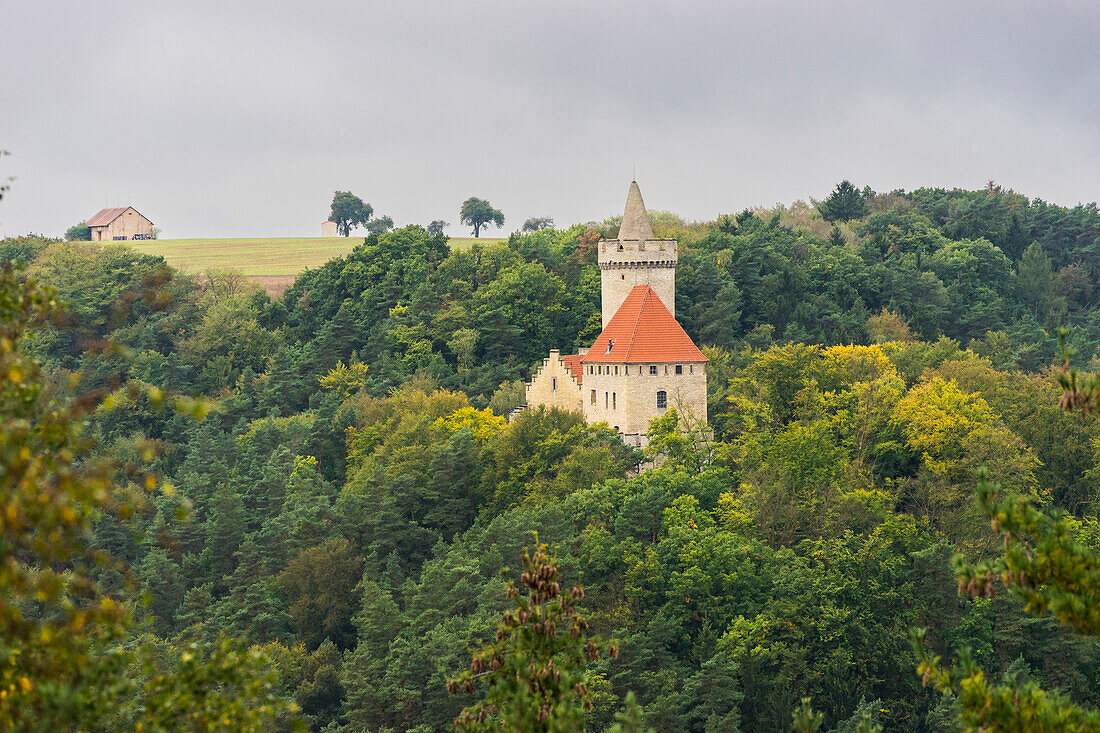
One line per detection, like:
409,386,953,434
65,220,91,240
329,191,373,236
523,216,554,233
461,197,505,238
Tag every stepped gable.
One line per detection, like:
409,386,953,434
617,180,655,241
559,354,584,384
580,284,706,364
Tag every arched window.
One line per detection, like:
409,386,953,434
656,390,667,409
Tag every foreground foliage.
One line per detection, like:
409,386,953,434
911,351,1100,732
447,541,619,731
0,262,297,730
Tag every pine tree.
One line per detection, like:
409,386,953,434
446,541,619,731
341,581,403,731
219,538,292,644
818,181,869,222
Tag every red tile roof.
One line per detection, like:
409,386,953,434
559,354,584,384
86,207,130,227
580,285,707,364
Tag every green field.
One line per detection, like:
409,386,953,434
129,236,505,294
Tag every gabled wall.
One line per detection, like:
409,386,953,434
524,350,583,414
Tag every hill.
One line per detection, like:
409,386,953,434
130,236,504,294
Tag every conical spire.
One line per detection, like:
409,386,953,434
617,180,654,241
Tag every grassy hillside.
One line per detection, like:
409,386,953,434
130,235,504,294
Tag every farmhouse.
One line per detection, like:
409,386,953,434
87,207,154,241
524,182,707,447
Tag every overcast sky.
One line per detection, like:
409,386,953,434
1,0,1097,239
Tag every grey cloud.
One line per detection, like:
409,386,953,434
0,0,1096,239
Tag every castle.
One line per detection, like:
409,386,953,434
523,182,707,447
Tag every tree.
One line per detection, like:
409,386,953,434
329,191,373,236
522,216,554,233
460,197,505,238
366,214,394,234
428,220,449,236
865,307,916,343
0,262,297,730
65,220,91,240
277,538,363,650
819,180,869,222
911,350,1100,731
1017,242,1065,326
446,540,619,731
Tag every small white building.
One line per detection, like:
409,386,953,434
321,220,339,237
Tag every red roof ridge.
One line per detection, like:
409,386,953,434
580,284,706,364
624,286,647,357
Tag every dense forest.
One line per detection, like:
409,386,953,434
6,183,1100,731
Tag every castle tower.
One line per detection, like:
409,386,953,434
598,181,677,328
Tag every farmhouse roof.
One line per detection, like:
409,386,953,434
580,285,707,364
86,206,151,227
87,207,130,227
617,181,655,241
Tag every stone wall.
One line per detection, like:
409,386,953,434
579,360,707,447
598,238,677,327
524,349,583,414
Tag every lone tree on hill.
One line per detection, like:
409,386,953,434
522,216,554,233
330,191,373,236
460,197,504,238
818,180,871,222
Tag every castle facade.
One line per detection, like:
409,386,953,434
524,182,707,447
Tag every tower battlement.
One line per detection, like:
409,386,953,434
598,181,677,326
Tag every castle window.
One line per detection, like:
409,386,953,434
606,339,614,354
618,244,624,251
591,390,596,405
605,392,608,408
656,390,667,409
612,392,616,409
649,365,657,376
615,366,619,375
621,274,625,280
665,365,669,375
675,365,682,375
690,365,694,374
552,377,557,392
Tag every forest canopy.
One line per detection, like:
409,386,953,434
4,182,1100,731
